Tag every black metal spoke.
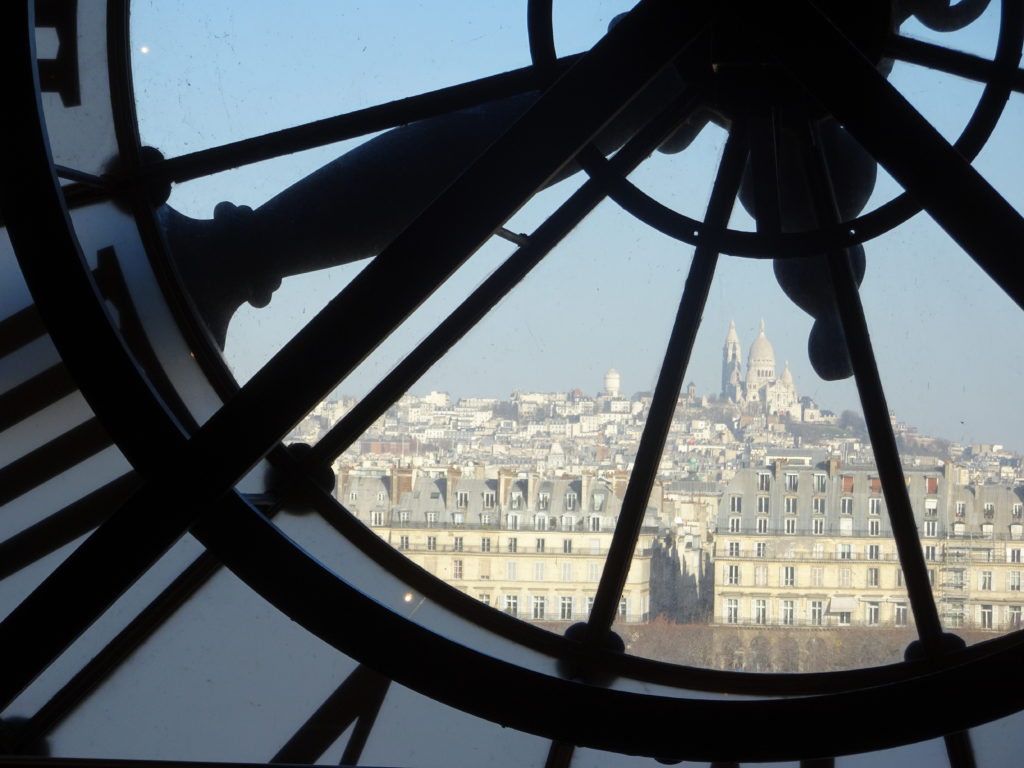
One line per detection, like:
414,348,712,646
0,363,75,432
800,116,977,768
586,126,748,641
771,0,1024,311
270,664,389,764
885,34,1024,93
148,54,580,187
307,91,704,470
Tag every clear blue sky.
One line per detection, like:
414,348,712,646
131,1,1024,450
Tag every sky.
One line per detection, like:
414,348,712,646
130,1,1024,450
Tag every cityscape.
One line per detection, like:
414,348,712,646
289,321,1024,672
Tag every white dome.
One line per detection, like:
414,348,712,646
747,320,775,367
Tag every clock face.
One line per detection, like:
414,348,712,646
3,1,1024,766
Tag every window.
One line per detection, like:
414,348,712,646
504,595,519,616
507,537,518,553
589,516,601,532
924,545,936,561
565,493,577,511
533,514,548,531
1011,605,1023,629
812,543,824,560
533,562,545,581
452,512,465,527
782,600,795,626
839,568,852,587
727,541,741,557
535,538,545,553
895,603,908,626
924,498,938,517
840,497,853,515
427,536,437,551
842,475,854,493
868,567,880,587
813,497,826,515
397,510,410,525
726,598,739,624
563,539,572,554
756,541,767,558
1015,504,1024,519
956,501,967,517
839,517,853,536
426,511,438,527
837,611,851,626
482,491,495,508
452,559,463,579
480,513,492,526
869,476,882,494
398,535,409,550
592,494,605,512
782,566,795,587
981,604,994,629
867,602,880,625
480,594,491,607
757,496,770,514
897,569,905,587
785,497,798,514
812,518,825,535
618,597,628,617
538,492,550,511
784,518,797,534
726,565,741,585
370,510,384,526
560,596,574,621
755,566,768,586
456,490,469,508
810,600,824,626
561,563,572,581
926,477,939,495
928,568,936,586
984,502,996,518
1010,571,1021,591
756,517,769,534
837,543,852,560
981,571,993,590
814,474,827,493
587,596,595,615
730,495,742,513
924,520,937,537
869,498,881,516
729,517,741,533
532,596,547,620
561,515,575,531
507,562,518,579
1010,548,1023,563
867,544,880,560
510,492,523,510
481,537,491,552
754,599,768,625
982,523,994,538
811,567,824,587
758,473,771,491
588,563,600,581
786,473,799,491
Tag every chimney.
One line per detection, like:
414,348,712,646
395,466,415,502
613,470,629,500
580,471,593,511
527,471,539,509
446,466,462,506
336,466,350,501
828,457,840,477
499,468,516,508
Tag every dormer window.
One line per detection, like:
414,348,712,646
510,491,523,510
482,491,496,509
456,490,469,508
565,492,577,511
538,492,550,511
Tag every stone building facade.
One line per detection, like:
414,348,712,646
337,466,660,623
714,455,1024,632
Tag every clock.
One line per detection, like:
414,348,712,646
3,0,1024,765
